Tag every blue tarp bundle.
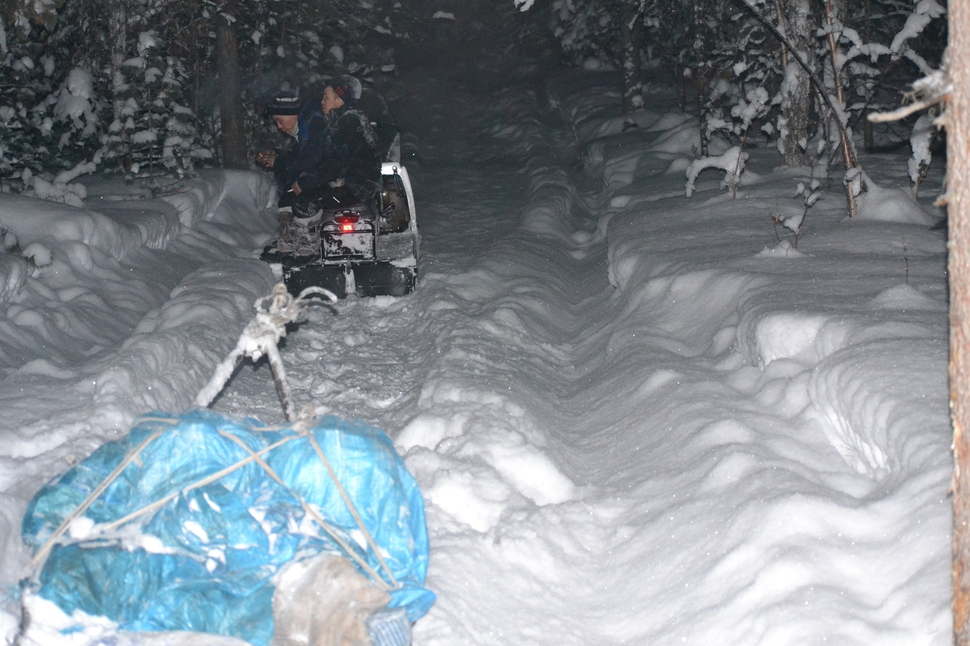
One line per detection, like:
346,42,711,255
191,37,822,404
21,409,435,646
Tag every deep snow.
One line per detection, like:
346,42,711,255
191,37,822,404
0,59,951,645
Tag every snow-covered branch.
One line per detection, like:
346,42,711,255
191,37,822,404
685,146,748,198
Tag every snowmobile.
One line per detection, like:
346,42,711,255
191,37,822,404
260,87,419,299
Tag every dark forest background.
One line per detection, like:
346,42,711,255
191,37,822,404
0,0,946,204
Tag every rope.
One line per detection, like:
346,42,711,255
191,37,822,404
23,428,165,578
290,404,398,587
196,283,336,419
98,433,299,534
304,429,399,588
22,432,303,582
31,424,399,592
23,421,394,590
24,284,399,598
218,430,391,590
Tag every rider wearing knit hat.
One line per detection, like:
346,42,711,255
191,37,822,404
290,74,379,205
266,91,302,116
325,75,362,106
256,89,326,195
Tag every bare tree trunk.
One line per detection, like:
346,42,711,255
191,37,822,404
823,0,861,216
692,0,710,157
775,0,812,167
620,0,643,127
106,0,130,170
861,0,874,152
216,11,247,170
774,2,789,71
952,0,970,638
108,1,127,127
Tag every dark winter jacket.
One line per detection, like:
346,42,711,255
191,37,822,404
272,93,326,193
295,105,381,203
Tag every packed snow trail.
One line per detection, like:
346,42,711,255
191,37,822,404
211,61,950,645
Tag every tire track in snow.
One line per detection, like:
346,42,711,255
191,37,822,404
212,68,641,644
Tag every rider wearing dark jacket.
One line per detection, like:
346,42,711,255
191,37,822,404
257,91,326,196
291,76,381,206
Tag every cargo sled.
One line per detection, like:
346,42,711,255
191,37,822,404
18,285,433,646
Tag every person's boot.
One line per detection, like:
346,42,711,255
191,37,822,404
293,211,322,256
276,205,296,253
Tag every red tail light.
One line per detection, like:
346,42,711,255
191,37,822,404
334,213,359,233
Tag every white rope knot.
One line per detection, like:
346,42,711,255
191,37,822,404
196,283,336,421
292,404,318,436
246,283,334,362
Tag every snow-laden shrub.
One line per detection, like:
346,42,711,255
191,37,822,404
0,40,58,189
685,146,747,198
0,226,28,301
54,69,98,138
0,56,101,194
534,0,944,217
0,223,53,300
907,112,936,197
0,0,406,190
21,157,99,207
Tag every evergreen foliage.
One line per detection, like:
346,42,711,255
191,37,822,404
0,0,949,199
540,0,945,206
0,0,401,190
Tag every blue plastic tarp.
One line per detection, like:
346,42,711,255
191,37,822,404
21,409,435,645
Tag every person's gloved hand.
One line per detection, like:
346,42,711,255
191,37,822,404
255,150,277,168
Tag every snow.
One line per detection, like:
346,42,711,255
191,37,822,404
53,69,97,135
855,175,935,224
0,62,951,646
909,112,936,190
685,145,748,197
890,0,946,54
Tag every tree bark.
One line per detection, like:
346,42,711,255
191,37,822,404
862,0,874,152
216,11,247,169
775,0,812,167
823,0,861,216
105,0,130,170
108,0,127,128
952,0,970,638
692,0,710,157
619,0,643,125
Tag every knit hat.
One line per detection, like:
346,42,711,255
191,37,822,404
267,91,301,116
327,75,362,105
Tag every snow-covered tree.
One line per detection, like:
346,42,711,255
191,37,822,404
0,2,100,190
0,43,56,189
99,28,209,177
774,0,813,167
0,0,406,189
524,0,944,214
